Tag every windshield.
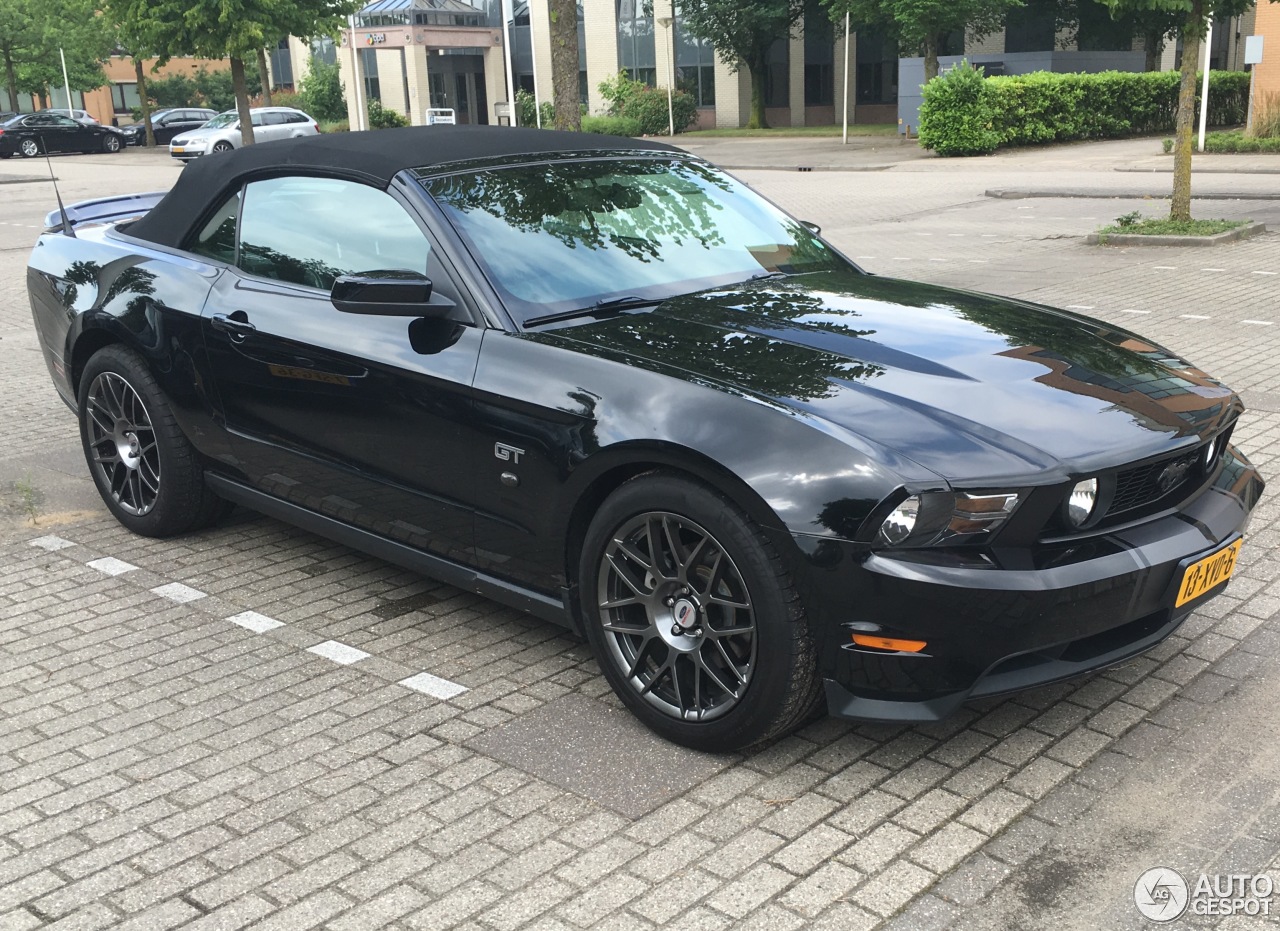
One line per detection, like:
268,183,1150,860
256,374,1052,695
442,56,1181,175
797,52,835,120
204,112,238,129
420,157,846,325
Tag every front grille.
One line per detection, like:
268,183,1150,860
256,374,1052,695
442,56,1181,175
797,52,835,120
1108,450,1200,516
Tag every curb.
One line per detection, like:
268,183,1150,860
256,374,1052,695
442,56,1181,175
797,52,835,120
1084,221,1267,247
985,188,1280,200
0,175,53,185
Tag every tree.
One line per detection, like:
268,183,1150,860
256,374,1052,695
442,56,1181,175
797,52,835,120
549,0,581,130
678,0,806,128
1102,0,1259,220
822,0,1023,82
0,0,111,112
298,56,346,122
106,0,356,145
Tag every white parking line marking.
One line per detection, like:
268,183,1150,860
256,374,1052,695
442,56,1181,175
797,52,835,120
856,255,875,259
1201,268,1226,273
967,259,988,263
1066,305,1094,310
947,233,964,237
87,557,137,576
1153,266,1177,270
892,257,910,260
227,610,284,633
151,582,206,604
928,258,947,262
1241,320,1274,326
308,640,370,665
30,535,76,551
1252,271,1277,276
400,672,469,700
1121,309,1151,314
1180,314,1211,319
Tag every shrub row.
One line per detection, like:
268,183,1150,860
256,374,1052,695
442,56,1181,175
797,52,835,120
920,64,1251,157
1195,130,1280,152
598,71,698,136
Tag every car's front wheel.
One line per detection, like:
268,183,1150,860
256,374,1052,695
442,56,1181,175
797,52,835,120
19,139,39,158
78,346,230,537
102,134,121,153
580,473,822,751
211,141,234,154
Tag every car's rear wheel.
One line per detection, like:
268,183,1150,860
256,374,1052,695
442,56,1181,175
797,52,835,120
102,135,121,153
211,141,234,154
580,473,822,751
19,139,39,158
79,346,230,537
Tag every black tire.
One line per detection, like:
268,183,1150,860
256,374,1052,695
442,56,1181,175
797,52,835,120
579,472,822,752
211,141,234,154
78,345,229,537
19,139,39,158
102,134,121,153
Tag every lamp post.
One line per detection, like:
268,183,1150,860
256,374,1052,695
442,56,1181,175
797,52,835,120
657,14,675,136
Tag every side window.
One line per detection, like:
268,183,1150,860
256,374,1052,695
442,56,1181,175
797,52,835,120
264,112,287,125
287,112,309,124
236,176,430,291
190,190,241,264
250,112,266,127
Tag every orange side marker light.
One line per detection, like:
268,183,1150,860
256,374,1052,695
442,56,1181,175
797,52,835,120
851,634,928,653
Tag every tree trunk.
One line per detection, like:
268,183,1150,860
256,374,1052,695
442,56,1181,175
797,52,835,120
548,0,581,130
3,50,18,112
257,47,273,105
231,57,256,145
1144,31,1165,72
924,35,940,84
37,90,48,110
1171,9,1203,222
135,58,156,148
747,54,768,129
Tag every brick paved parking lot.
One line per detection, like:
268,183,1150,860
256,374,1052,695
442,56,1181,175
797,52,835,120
2,144,1279,930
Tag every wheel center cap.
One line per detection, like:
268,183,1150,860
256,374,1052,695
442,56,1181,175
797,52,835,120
672,598,698,630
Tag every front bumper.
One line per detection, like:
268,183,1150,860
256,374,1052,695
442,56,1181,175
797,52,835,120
169,144,205,161
804,446,1263,722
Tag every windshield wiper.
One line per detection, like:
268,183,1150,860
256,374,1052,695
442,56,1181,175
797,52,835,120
524,295,663,328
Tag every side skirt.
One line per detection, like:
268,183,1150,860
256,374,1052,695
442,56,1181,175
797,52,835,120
205,474,572,627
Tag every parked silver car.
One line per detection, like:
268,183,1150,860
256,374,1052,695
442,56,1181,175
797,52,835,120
169,107,319,162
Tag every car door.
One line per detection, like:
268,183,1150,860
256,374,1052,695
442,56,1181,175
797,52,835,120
21,115,59,152
49,115,90,151
197,174,484,558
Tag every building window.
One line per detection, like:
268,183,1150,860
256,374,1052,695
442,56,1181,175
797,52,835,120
764,38,788,108
1005,0,1056,53
310,36,337,65
804,13,834,106
269,37,294,89
359,47,381,102
855,26,898,105
110,82,141,114
673,4,715,106
618,0,657,86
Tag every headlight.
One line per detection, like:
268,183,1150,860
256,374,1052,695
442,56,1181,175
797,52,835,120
1065,478,1098,528
876,490,1021,547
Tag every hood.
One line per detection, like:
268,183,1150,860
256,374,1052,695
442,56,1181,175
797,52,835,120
544,270,1241,485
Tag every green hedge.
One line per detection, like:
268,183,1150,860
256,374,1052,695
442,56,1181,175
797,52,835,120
581,114,643,136
1197,130,1280,152
920,65,1251,157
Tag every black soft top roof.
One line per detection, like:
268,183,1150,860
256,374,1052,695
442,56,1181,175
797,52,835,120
128,124,678,249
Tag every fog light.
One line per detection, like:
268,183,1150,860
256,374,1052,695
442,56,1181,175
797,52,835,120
1066,477,1098,528
878,496,920,546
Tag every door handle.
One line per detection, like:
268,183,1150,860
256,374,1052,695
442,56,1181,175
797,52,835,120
210,312,257,340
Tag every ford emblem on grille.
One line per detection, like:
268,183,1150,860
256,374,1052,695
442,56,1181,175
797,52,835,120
1157,458,1193,493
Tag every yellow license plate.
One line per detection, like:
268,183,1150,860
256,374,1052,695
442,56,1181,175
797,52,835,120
171,147,184,153
1175,539,1242,607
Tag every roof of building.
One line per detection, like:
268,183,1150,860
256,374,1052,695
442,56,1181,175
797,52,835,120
358,0,483,13
127,124,677,249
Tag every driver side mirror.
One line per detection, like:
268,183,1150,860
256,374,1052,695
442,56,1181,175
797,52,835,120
331,271,454,317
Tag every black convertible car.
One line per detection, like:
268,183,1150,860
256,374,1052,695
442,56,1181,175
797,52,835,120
28,127,1262,750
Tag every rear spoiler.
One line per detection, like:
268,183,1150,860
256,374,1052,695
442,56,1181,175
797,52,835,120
43,191,167,234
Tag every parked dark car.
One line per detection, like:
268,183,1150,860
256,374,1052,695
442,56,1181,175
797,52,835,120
121,108,217,146
0,113,125,158
26,127,1263,751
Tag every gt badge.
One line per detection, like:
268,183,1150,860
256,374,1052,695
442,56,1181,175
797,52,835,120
494,442,524,465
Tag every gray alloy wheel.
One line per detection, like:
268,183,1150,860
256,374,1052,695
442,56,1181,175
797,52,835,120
102,134,121,153
83,371,161,516
596,511,757,723
19,138,39,158
211,141,234,153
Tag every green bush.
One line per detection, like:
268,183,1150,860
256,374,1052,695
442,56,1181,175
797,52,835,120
255,89,303,110
920,68,1251,157
581,114,642,136
918,61,1000,156
318,119,349,133
515,88,555,128
597,71,698,135
145,65,263,113
298,59,347,123
367,100,409,129
1202,130,1280,152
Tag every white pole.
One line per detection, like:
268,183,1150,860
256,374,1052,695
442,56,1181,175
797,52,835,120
841,12,850,145
1198,16,1213,152
59,48,73,116
501,0,518,124
529,2,543,127
348,16,366,131
662,17,674,136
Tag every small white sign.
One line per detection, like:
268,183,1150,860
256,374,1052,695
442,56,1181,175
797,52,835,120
1245,35,1264,65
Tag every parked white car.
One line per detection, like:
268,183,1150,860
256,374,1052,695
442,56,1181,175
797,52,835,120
169,107,319,162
